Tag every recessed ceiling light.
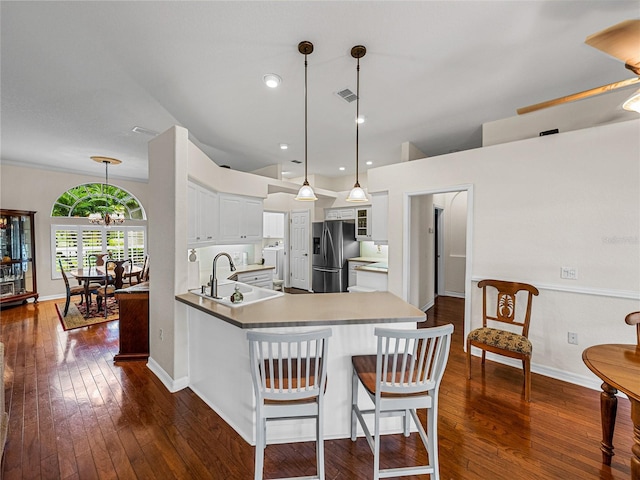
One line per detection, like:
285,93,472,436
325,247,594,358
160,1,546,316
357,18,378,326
366,161,373,165
263,74,282,88
279,143,289,150
339,167,346,171
356,115,365,124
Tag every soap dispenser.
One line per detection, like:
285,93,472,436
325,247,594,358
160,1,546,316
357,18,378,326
230,285,244,304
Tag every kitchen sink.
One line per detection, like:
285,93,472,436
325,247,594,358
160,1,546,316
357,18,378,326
189,281,284,308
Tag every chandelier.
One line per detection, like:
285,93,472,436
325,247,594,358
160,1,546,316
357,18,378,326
88,156,125,226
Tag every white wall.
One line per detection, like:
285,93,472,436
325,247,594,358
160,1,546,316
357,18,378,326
0,163,148,299
369,119,640,381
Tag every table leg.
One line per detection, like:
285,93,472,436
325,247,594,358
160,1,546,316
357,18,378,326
631,398,639,480
600,382,618,465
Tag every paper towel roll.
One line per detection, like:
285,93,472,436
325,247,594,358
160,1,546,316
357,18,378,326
188,261,201,290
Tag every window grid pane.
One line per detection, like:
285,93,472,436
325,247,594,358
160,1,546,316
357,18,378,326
55,230,79,271
82,229,105,267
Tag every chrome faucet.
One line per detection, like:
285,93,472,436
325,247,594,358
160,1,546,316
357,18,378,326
211,252,236,298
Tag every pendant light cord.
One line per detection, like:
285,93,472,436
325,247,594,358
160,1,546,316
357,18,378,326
304,53,309,184
355,57,360,187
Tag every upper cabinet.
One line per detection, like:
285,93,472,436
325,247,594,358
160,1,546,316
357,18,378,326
371,192,388,245
355,207,372,241
325,208,356,220
188,181,219,247
263,212,285,239
219,194,263,244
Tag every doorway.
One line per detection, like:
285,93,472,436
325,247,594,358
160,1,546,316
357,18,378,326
404,185,473,340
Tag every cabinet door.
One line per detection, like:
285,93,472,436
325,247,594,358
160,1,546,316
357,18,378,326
371,193,388,245
242,197,264,242
219,194,243,242
187,182,201,245
325,209,339,220
356,207,372,241
201,189,218,243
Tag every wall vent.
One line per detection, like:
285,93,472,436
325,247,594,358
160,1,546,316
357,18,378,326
336,88,358,103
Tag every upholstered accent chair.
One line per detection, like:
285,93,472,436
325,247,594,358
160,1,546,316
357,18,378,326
466,279,539,402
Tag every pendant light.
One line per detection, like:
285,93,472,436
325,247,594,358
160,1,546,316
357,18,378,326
88,156,125,227
295,41,318,202
346,45,368,203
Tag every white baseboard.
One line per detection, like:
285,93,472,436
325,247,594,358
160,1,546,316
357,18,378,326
147,357,189,393
469,348,603,392
421,300,434,312
443,291,465,299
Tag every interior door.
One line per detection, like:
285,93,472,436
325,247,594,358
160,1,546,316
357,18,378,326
290,210,310,290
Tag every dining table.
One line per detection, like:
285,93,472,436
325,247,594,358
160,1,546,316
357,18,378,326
582,343,640,479
69,261,142,316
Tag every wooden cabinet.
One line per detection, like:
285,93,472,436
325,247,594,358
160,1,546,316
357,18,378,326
219,194,263,243
236,270,273,290
114,285,149,362
356,207,372,241
0,210,38,305
325,208,356,220
371,193,388,245
188,182,218,246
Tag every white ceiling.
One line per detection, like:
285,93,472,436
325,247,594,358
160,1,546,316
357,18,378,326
1,1,638,183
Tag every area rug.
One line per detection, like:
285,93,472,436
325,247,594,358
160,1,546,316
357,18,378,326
55,297,119,331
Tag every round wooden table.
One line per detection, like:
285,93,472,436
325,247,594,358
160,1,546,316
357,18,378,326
69,262,142,315
582,343,640,479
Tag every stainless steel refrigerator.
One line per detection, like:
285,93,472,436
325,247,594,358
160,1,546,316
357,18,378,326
312,220,359,293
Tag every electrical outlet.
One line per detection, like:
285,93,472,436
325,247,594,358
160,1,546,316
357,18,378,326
159,328,164,341
567,332,578,345
561,267,578,280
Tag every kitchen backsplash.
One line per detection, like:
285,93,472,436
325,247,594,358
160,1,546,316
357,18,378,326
360,241,388,259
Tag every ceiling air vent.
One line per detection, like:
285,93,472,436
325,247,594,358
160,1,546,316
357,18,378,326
336,88,358,103
291,160,302,164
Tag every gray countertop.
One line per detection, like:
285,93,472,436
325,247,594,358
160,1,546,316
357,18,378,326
175,290,425,329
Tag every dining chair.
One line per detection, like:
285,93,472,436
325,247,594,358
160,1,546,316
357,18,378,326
466,279,539,402
58,259,90,316
351,324,453,480
122,254,148,286
625,311,640,345
96,259,131,316
247,328,332,480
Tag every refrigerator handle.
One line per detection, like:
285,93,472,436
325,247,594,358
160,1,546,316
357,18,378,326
313,267,340,273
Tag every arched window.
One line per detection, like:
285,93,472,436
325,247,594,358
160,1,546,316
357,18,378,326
50,184,147,278
51,183,145,220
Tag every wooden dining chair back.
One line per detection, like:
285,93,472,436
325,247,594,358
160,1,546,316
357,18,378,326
351,324,454,480
625,311,640,345
96,259,131,316
58,259,88,316
140,254,149,282
466,279,540,402
247,328,332,480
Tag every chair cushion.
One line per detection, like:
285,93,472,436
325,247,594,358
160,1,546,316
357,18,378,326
468,327,532,355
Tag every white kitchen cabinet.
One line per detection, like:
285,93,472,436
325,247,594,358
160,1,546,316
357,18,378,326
325,208,356,220
188,181,219,247
263,211,285,239
236,270,273,290
355,207,372,241
348,261,369,287
219,193,264,243
371,192,388,245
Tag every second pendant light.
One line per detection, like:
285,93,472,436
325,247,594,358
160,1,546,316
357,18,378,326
346,45,368,203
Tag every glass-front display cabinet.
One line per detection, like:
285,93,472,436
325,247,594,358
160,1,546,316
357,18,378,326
0,210,38,305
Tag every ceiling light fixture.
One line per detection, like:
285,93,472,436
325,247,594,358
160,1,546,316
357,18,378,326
279,143,289,150
88,156,125,227
622,89,640,113
294,41,317,202
366,161,373,166
356,115,365,124
346,45,368,203
263,73,282,88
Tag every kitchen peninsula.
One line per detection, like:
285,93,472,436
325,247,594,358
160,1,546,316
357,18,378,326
175,290,426,444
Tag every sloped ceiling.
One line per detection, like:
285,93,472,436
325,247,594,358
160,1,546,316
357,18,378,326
1,1,638,182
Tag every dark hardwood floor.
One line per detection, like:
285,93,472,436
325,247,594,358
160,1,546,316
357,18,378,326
0,296,633,479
